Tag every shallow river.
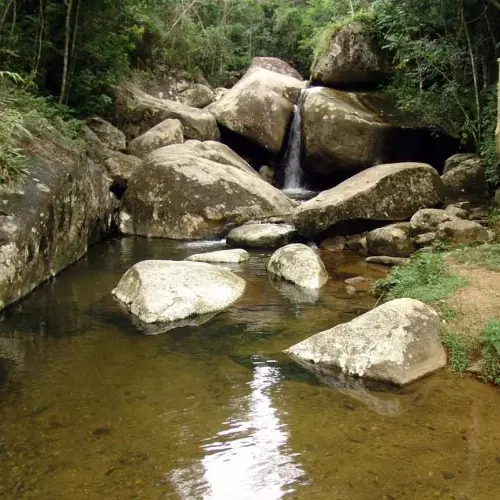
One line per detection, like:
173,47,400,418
1,237,499,500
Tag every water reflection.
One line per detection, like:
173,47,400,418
170,357,304,499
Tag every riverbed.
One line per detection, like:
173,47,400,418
1,237,499,500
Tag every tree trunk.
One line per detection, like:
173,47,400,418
59,0,73,104
496,58,500,161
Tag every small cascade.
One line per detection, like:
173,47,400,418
283,89,307,194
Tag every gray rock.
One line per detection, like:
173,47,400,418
366,224,415,257
226,223,296,249
442,154,489,204
366,256,409,266
259,165,275,185
410,209,456,235
346,234,369,254
436,219,490,245
414,232,437,247
494,188,500,208
444,205,468,219
320,236,347,252
207,67,304,153
113,260,246,330
186,249,249,264
267,243,329,289
179,84,215,108
85,116,126,151
293,162,444,238
120,142,294,239
285,298,446,386
311,21,391,87
115,83,219,142
249,57,303,80
128,119,184,158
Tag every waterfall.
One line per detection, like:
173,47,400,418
283,89,307,193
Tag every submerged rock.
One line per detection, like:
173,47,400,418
267,244,328,289
293,162,444,238
226,223,296,249
85,117,126,151
186,249,249,264
120,142,295,239
207,66,304,153
112,260,246,331
311,21,391,88
128,118,184,158
285,298,446,386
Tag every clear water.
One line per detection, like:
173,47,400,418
1,237,500,500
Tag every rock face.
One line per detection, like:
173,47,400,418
115,83,219,142
128,119,184,158
311,21,391,88
120,142,295,239
293,163,444,238
249,57,303,80
410,209,456,235
436,219,489,245
112,260,246,330
85,117,127,151
285,298,446,386
300,88,451,177
226,223,296,249
178,84,214,108
186,249,249,264
83,126,142,180
267,244,328,289
207,66,304,153
0,141,116,311
441,154,489,204
366,224,414,258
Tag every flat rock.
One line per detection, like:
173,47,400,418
112,260,246,330
285,298,446,386
186,249,249,264
226,223,296,249
366,256,409,266
293,162,444,238
267,243,328,289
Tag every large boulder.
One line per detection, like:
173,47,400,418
366,224,414,257
293,163,444,238
436,219,489,245
115,83,219,142
85,117,126,151
112,260,246,332
207,66,304,153
249,57,303,80
311,21,391,88
285,298,446,386
0,140,116,311
441,154,489,204
178,84,214,108
300,88,453,177
128,119,184,159
226,223,296,249
120,142,295,239
267,243,328,289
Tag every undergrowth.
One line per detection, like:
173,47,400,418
452,243,500,271
480,320,500,384
441,331,474,374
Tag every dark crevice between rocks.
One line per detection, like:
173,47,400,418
110,176,128,200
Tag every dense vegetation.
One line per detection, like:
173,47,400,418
0,0,499,183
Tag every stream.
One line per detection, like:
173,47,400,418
1,237,500,499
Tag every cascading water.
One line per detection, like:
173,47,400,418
283,89,307,194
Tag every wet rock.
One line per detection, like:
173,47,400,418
366,256,409,266
320,236,346,252
311,21,391,88
226,223,296,249
346,234,369,255
436,219,489,245
207,66,303,153
410,209,456,235
293,163,444,238
442,154,489,204
115,82,219,141
269,277,320,304
285,298,446,386
249,57,303,80
186,249,249,264
85,117,126,151
112,260,246,328
120,142,294,239
267,244,329,289
178,84,214,108
128,119,184,158
366,224,414,258
345,276,368,286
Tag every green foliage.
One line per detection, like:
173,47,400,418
373,252,466,304
480,320,500,384
452,244,500,271
441,331,473,374
479,87,500,187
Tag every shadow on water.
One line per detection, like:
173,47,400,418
0,237,500,499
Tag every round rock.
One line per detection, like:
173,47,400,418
226,223,296,249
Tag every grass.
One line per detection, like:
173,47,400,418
441,331,474,374
452,243,500,271
480,320,500,384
